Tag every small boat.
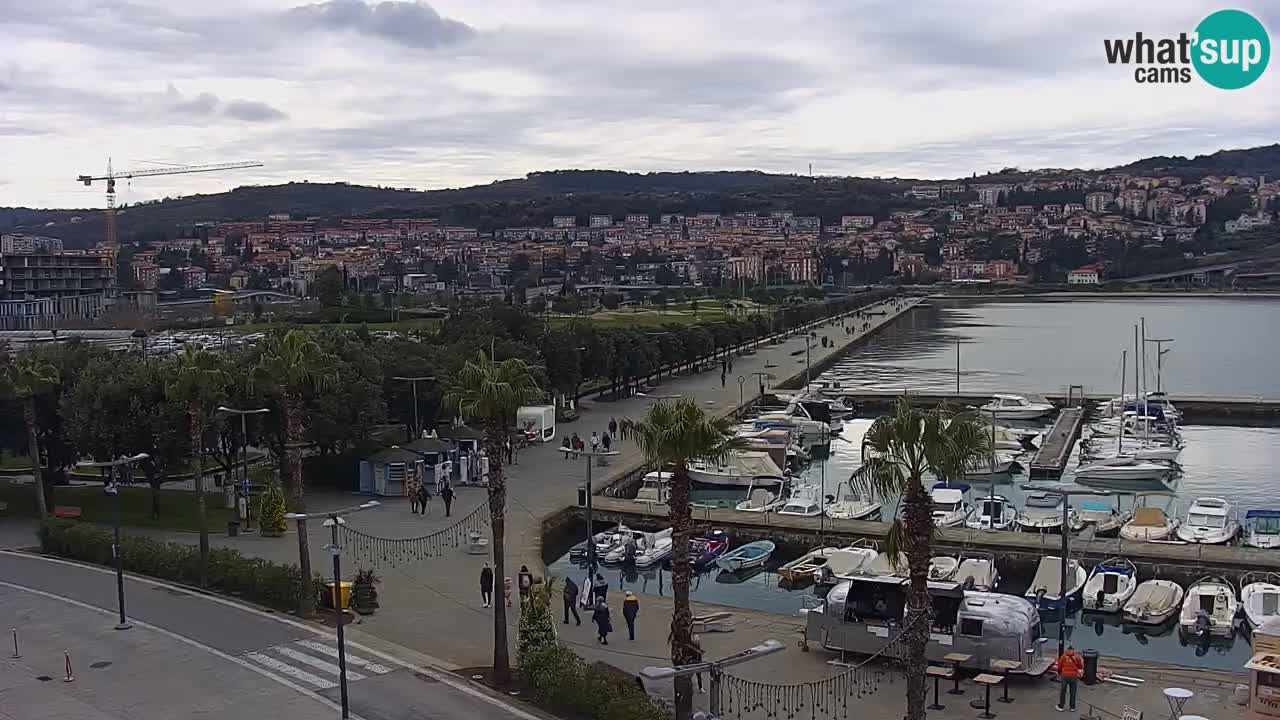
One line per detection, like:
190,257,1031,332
778,547,841,582
734,476,787,513
1178,576,1237,638
1075,500,1130,538
716,540,776,572
965,452,1019,476
966,495,1017,531
954,553,999,591
688,451,786,486
1240,573,1280,628
813,545,880,585
1075,456,1173,484
929,555,959,581
980,393,1054,420
825,481,882,521
1244,510,1280,549
1017,492,1077,533
1123,579,1185,625
634,471,673,504
1081,558,1138,613
867,552,909,578
930,483,973,528
776,484,826,517
690,530,730,571
1025,556,1087,611
604,528,673,568
569,524,632,560
1176,497,1239,545
1119,506,1180,542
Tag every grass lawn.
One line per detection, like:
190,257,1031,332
225,317,441,334
552,303,772,329
0,480,237,532
0,450,31,471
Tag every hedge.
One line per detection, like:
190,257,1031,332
38,520,324,612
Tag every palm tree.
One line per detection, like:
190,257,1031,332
1,356,60,523
253,330,337,616
620,398,741,720
853,398,990,720
443,349,541,686
166,347,230,588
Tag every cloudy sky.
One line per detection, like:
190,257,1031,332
2,0,1277,208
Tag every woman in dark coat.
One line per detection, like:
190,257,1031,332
591,599,612,645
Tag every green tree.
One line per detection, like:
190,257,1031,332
0,356,60,523
620,399,741,720
315,266,345,306
253,330,338,616
853,398,990,720
444,350,542,685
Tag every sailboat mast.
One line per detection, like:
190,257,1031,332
1133,324,1140,445
1118,350,1126,455
1141,317,1148,438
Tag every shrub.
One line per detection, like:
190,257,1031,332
519,635,668,720
38,520,322,612
517,577,557,665
258,481,288,533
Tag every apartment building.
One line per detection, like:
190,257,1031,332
0,251,116,329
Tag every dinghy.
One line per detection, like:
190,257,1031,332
690,530,730,571
1123,579,1185,625
1178,576,1237,638
716,540,776,572
570,524,633,560
778,547,840,583
604,528,673,567
1025,556,1087,611
1240,573,1280,628
1081,558,1137,613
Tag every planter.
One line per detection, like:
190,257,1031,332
259,528,285,538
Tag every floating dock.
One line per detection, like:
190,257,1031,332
1028,407,1084,479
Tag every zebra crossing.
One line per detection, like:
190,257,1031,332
244,639,396,690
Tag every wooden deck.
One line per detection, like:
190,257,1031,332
1028,407,1084,479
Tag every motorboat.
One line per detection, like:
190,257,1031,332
569,524,633,560
1074,456,1174,484
1176,497,1239,545
1244,510,1280,549
785,398,844,435
980,393,1054,420
604,528,673,568
776,484,826,517
716,540,776,572
966,495,1017,531
1102,392,1182,423
867,552,909,578
1178,576,1237,638
825,481,882,521
930,483,973,528
1075,500,1130,538
929,555,959,581
1123,579,1185,625
688,451,785,486
634,471,673,504
753,407,829,443
778,547,841,583
1119,506,1180,542
1081,440,1182,463
983,422,1041,452
690,530,730,571
965,452,1019,476
733,476,788,513
813,545,880,585
737,427,804,472
954,553,1000,591
1239,573,1280,628
1024,556,1087,611
1081,558,1138,613
1016,492,1078,534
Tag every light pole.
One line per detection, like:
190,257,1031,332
578,449,621,576
737,376,745,411
392,376,436,440
804,336,813,388
285,500,380,720
640,639,785,718
217,406,270,528
78,453,149,630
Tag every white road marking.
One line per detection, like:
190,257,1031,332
272,646,367,681
246,651,339,689
295,640,393,674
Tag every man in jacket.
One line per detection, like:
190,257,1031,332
440,483,455,517
479,562,494,608
622,591,639,640
1056,643,1083,712
517,565,534,607
563,577,581,625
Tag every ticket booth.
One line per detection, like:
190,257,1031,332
1246,618,1280,720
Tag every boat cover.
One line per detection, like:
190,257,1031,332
1248,510,1280,519
1129,582,1179,612
1132,507,1166,526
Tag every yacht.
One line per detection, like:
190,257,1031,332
930,483,973,528
1081,439,1182,463
688,451,785,486
1081,558,1138,613
824,481,882,521
1017,492,1078,533
634,471,673,504
966,495,1017,531
1074,456,1174,485
777,484,826,517
1176,497,1239,545
1178,576,1237,638
980,393,1054,420
1118,506,1180,542
1244,510,1280,549
1240,573,1280,628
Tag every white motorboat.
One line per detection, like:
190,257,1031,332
777,484,826,517
1017,492,1079,533
929,555,959,581
1123,579,1185,625
1240,573,1280,628
570,524,634,560
812,545,880,585
1176,497,1239,545
965,452,1019,476
1244,510,1280,549
983,422,1041,452
980,393,1054,420
1179,576,1237,638
716,540,776,572
1025,556,1087,611
688,451,785,486
930,483,973,528
734,476,787,513
966,495,1017,531
778,547,840,583
1074,456,1173,484
1081,440,1182,463
1075,500,1130,538
954,553,1000,591
1081,558,1138,613
1119,506,1180,542
824,481,882,521
634,471,673,504
604,528,673,567
867,552,909,578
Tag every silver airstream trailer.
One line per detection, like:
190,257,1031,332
804,575,1053,675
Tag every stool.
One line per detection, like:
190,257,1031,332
991,659,1019,704
944,652,973,695
927,665,954,710
973,673,1003,719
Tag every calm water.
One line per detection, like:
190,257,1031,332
548,298,1280,671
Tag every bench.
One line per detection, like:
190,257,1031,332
52,506,83,520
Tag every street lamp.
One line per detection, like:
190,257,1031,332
577,449,621,576
391,376,437,440
217,406,270,527
640,639,785,718
78,453,150,630
285,500,380,720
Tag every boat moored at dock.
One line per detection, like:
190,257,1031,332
688,451,786,486
717,540,776,572
1081,558,1138,613
1025,556,1087,611
1176,497,1239,545
1240,573,1280,628
980,393,1055,420
1179,575,1237,639
966,495,1017,531
930,483,973,528
1123,579,1185,625
1244,510,1280,549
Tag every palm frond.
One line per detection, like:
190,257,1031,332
442,350,542,429
619,398,742,471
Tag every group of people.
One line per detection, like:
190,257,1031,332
561,418,620,461
409,480,456,517
561,573,644,647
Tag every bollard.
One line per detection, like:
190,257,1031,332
11,628,19,658
63,651,74,682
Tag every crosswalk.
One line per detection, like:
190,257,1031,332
244,639,395,690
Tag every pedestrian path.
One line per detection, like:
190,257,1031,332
243,638,395,690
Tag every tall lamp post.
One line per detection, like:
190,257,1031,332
217,406,270,528
285,500,380,720
640,639,785,718
78,453,150,630
391,376,437,440
578,449,621,575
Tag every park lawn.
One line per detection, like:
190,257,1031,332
0,480,237,532
0,451,32,471
226,317,442,334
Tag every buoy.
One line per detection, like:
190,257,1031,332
63,651,74,682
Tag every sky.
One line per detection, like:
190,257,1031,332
1,0,1278,209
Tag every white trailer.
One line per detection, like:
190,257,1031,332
517,405,556,443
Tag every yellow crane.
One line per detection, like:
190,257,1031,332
76,159,264,247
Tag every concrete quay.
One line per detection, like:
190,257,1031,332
839,391,1280,424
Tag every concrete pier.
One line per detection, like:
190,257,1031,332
1028,407,1084,479
836,391,1280,424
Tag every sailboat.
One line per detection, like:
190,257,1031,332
1077,340,1175,486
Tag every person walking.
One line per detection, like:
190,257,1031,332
561,436,572,459
1055,643,1083,712
608,417,618,443
720,369,726,388
692,635,706,693
479,562,494,608
571,432,581,460
563,576,581,625
592,573,609,604
591,599,612,645
590,431,600,454
417,483,431,516
440,482,455,517
518,565,534,607
622,591,639,640
409,477,422,515
601,431,612,454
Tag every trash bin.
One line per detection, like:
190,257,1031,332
577,485,587,507
1082,649,1099,684
227,520,240,537
326,581,353,610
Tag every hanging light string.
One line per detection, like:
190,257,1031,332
340,503,489,567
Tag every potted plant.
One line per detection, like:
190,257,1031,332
352,568,380,614
257,481,288,537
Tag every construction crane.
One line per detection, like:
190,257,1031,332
76,159,264,247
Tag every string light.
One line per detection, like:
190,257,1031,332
340,504,489,568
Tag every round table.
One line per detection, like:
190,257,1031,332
1163,687,1194,720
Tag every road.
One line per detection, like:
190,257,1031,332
0,551,548,720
